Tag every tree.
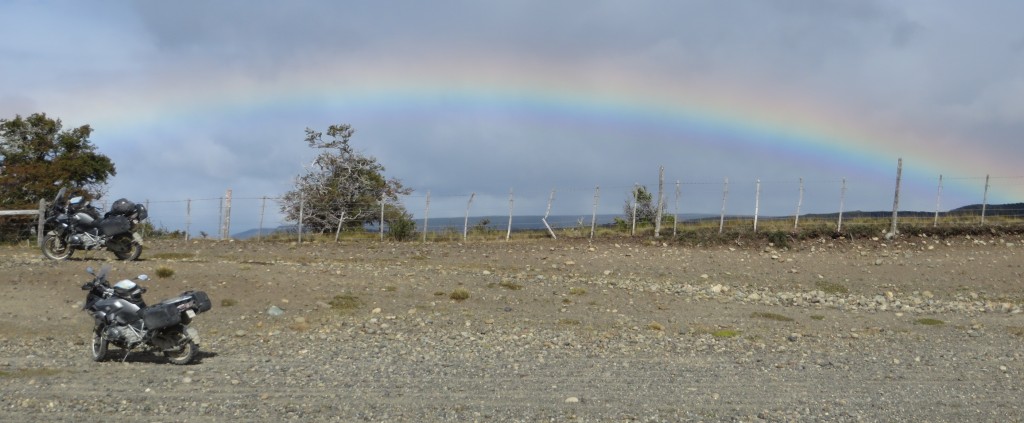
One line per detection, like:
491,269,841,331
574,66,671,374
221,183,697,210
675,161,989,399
280,124,411,235
0,113,116,209
623,185,660,226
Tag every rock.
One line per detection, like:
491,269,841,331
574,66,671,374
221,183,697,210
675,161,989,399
267,306,284,316
564,397,580,403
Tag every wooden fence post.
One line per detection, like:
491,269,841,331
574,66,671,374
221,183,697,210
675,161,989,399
380,192,386,241
542,188,557,239
838,178,846,233
221,189,232,240
719,177,729,234
753,179,761,233
794,177,804,231
590,186,599,240
631,183,638,236
185,198,192,241
981,174,990,224
934,175,943,227
258,196,266,241
506,188,514,241
463,192,475,241
423,190,430,242
37,199,46,248
889,158,902,238
654,166,664,238
673,180,680,237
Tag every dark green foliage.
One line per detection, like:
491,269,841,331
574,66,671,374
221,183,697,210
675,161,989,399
386,206,417,241
0,113,115,209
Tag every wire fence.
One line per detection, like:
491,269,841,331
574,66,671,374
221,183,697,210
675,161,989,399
5,163,1024,243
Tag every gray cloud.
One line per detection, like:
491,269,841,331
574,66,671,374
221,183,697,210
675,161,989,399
2,1,1021,235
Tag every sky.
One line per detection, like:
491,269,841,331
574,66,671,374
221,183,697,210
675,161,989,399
2,1,1022,236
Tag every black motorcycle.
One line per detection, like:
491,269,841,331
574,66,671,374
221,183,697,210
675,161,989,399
81,264,212,365
41,187,147,261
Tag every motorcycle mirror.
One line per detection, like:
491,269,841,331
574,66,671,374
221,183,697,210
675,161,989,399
137,275,150,281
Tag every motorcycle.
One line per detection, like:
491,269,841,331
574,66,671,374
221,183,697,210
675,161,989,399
41,187,147,261
81,264,212,365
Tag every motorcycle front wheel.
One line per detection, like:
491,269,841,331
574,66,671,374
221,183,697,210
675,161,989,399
41,234,74,260
90,331,109,362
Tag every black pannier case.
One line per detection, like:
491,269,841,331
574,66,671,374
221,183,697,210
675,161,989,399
141,303,182,329
98,215,132,237
190,291,212,313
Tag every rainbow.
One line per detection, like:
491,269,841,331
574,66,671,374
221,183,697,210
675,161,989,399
65,56,1021,205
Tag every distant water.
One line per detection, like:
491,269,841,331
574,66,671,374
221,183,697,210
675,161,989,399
234,213,715,239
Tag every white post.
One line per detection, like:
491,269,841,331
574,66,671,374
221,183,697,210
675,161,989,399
719,177,729,234
258,196,266,242
934,175,943,227
655,166,664,238
794,177,804,231
506,188,514,241
463,192,476,241
590,186,599,240
185,198,192,241
423,190,430,242
380,192,386,241
631,183,638,236
673,180,681,237
889,158,903,238
838,178,846,233
222,188,232,240
981,174,990,224
298,191,304,244
542,188,557,239
753,179,761,233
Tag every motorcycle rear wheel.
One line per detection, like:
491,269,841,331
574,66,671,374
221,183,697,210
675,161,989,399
165,341,197,365
90,331,109,362
41,234,74,260
110,236,142,261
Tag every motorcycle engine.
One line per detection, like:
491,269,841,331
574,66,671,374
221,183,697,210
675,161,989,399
73,232,102,249
105,325,144,344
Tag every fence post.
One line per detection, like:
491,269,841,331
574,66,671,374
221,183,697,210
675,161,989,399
794,177,804,231
506,188,514,241
934,175,943,227
981,174,990,224
423,190,430,242
258,196,266,241
221,189,232,240
719,177,729,234
463,192,475,241
753,179,761,233
380,192,386,241
673,180,680,237
37,199,46,248
889,158,902,238
631,183,638,236
655,166,664,238
590,186,599,240
542,188,557,239
185,198,192,241
838,178,846,233
298,192,304,244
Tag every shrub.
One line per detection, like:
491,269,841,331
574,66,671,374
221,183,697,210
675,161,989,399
449,288,470,301
154,266,174,278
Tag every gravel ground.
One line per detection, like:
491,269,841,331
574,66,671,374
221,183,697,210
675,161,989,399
1,235,1023,422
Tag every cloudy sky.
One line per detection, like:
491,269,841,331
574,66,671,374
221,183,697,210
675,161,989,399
2,1,1022,235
